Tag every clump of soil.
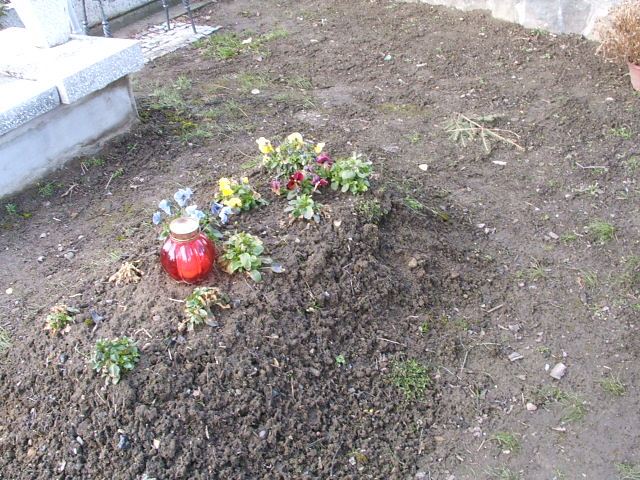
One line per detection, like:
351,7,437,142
1,0,639,479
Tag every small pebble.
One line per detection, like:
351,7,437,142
508,352,523,362
526,402,538,411
548,231,559,240
63,251,74,260
5,288,13,295
549,362,567,379
117,434,131,450
251,88,260,95
407,257,418,269
37,256,45,262
39,233,47,238
259,430,268,440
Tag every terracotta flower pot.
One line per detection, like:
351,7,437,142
628,61,640,91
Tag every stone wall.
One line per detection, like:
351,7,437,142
402,0,624,39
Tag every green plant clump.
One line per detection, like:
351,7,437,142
587,220,616,244
45,304,79,335
221,232,282,282
356,198,388,224
329,153,372,194
91,337,140,385
183,287,230,332
285,194,323,222
389,358,433,401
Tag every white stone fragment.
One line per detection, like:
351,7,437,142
549,362,567,379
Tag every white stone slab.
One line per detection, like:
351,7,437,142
0,75,60,135
0,28,144,104
11,0,71,47
0,77,137,198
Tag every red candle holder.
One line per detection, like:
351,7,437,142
160,217,216,283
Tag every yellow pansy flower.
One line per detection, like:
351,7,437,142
219,177,231,188
220,185,234,196
241,177,249,184
287,132,303,150
224,197,242,208
256,137,274,154
314,142,325,154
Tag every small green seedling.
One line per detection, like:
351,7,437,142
91,337,140,385
44,304,79,335
5,203,17,216
485,466,520,480
220,232,283,282
389,358,433,401
335,354,347,366
183,287,230,332
285,194,323,222
38,182,54,198
0,326,11,355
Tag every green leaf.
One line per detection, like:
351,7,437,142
341,184,349,192
340,170,356,180
250,269,262,282
240,252,252,270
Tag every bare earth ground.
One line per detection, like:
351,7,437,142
1,0,639,479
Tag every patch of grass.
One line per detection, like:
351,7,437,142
83,157,106,167
625,155,640,171
198,28,288,60
531,27,549,37
0,326,11,355
238,72,271,92
404,132,423,144
618,463,640,480
579,269,598,289
403,196,424,212
561,233,578,243
355,198,388,224
610,126,633,139
620,256,640,293
559,392,588,423
378,103,423,115
389,358,433,401
587,220,616,244
282,74,313,89
38,182,55,198
598,376,626,396
490,431,520,452
150,76,192,111
485,466,520,480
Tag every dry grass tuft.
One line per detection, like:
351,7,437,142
595,1,640,65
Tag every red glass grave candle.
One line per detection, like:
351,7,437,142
160,217,216,283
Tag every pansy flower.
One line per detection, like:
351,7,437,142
152,211,163,225
223,197,242,208
314,142,325,154
185,205,206,221
271,180,281,195
211,202,224,216
287,132,304,150
158,199,172,215
311,174,329,191
257,137,274,154
173,188,193,207
219,206,233,224
287,171,305,190
316,153,333,168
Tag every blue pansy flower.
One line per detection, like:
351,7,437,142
173,188,193,207
219,206,233,224
152,211,163,225
211,202,223,216
185,205,206,221
158,199,172,215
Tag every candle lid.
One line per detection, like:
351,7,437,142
169,217,199,241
